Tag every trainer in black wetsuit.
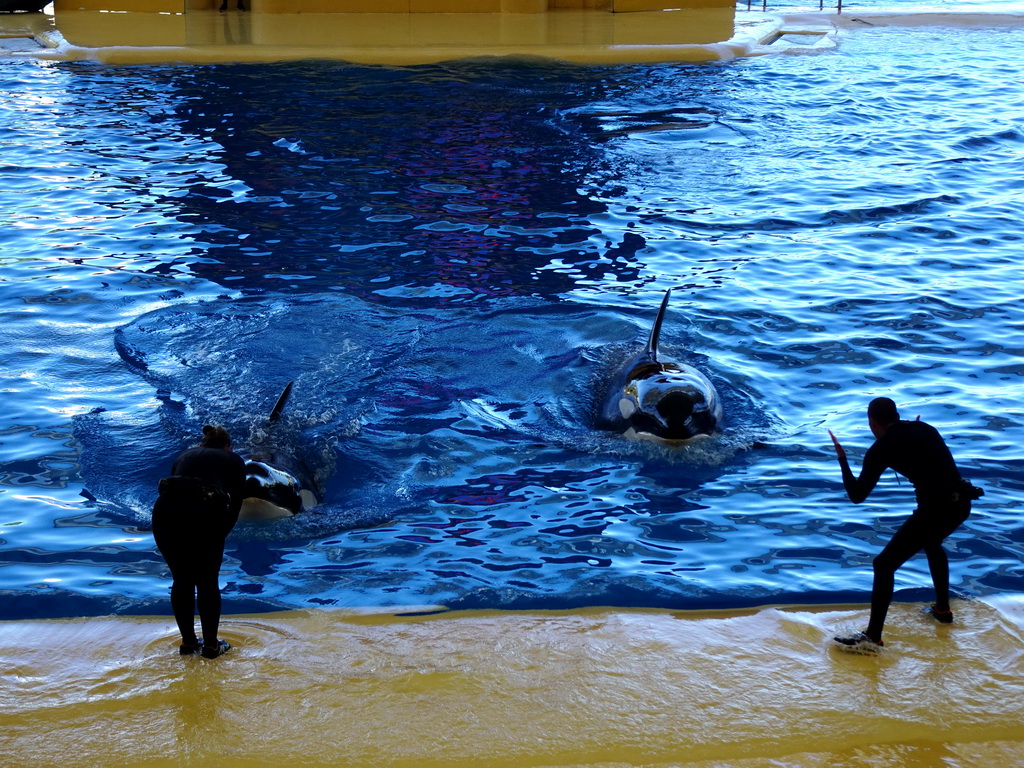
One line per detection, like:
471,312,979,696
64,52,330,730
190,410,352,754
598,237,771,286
829,397,977,649
152,425,246,659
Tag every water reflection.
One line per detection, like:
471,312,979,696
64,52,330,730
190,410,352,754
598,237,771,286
141,61,631,302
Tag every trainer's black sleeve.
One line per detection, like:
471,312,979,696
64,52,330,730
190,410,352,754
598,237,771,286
837,420,961,509
837,449,885,505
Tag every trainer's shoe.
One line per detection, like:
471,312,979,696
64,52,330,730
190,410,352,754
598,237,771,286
832,631,884,655
201,639,231,659
179,637,202,655
926,605,954,624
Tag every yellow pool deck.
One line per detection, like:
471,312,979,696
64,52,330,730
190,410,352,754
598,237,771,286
3,599,1024,766
0,5,836,65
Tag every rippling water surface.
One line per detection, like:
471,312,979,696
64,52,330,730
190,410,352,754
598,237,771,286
1,15,1022,619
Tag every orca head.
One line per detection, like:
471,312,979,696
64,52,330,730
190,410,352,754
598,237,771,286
239,458,316,521
654,388,717,440
626,375,719,443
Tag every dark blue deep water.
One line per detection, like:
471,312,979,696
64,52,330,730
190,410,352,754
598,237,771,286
1,18,1022,619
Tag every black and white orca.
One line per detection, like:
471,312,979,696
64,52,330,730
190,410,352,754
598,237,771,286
598,289,721,444
239,382,320,521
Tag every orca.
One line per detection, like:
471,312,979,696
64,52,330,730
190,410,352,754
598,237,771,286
598,289,721,444
238,382,320,521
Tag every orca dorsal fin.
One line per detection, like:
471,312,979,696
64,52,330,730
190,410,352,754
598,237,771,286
268,381,294,422
645,289,672,361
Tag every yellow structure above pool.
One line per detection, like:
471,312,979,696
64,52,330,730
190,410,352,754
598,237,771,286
9,0,835,66
55,0,734,11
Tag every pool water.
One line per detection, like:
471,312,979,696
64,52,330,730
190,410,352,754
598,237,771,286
1,10,1023,624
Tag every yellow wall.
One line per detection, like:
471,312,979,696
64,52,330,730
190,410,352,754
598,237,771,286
251,0,408,11
55,0,184,10
52,7,188,45
252,0,555,11
56,0,732,12
614,0,731,10
52,4,735,50
549,0,612,8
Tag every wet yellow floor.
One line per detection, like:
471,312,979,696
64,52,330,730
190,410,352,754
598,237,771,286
3,599,1023,766
0,6,830,65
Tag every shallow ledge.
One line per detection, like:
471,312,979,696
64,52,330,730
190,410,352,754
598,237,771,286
2,599,1023,767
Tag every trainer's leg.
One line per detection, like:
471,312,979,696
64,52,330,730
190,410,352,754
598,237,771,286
169,574,199,643
924,543,951,613
866,517,926,642
195,535,226,645
925,507,969,613
153,503,199,646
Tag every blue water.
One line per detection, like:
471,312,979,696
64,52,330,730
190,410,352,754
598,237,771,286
2,13,1023,620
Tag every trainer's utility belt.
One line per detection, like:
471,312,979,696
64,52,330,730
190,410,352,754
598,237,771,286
158,475,229,507
952,479,984,503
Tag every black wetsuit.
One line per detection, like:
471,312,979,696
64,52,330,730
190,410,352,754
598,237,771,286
152,446,246,645
837,420,971,640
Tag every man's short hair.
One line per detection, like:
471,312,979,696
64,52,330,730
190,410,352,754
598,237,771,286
867,397,900,424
